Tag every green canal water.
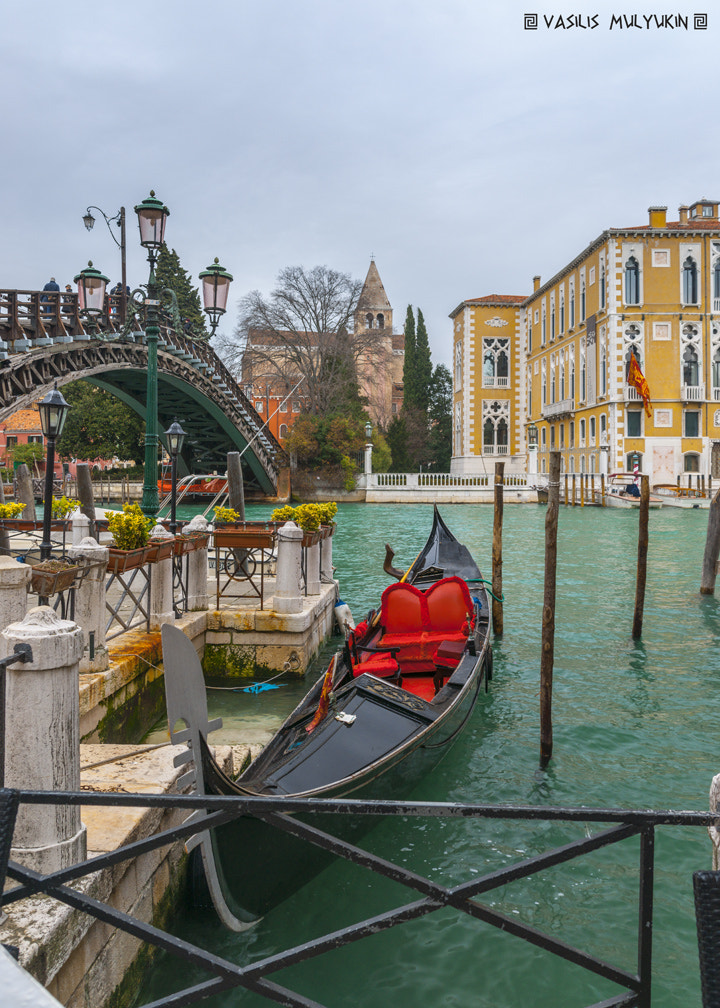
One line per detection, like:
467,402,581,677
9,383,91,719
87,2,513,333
138,501,720,1007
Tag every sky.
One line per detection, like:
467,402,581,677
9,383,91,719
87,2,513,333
2,1,719,368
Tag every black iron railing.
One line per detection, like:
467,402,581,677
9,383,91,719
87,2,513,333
1,789,718,1007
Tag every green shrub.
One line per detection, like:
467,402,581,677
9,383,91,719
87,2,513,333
107,504,154,550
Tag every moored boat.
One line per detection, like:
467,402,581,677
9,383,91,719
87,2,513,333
161,506,493,930
157,474,228,499
652,484,710,509
598,473,664,509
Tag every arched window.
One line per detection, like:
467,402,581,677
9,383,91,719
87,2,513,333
600,413,607,444
624,324,643,381
550,357,556,403
279,424,288,439
683,256,698,304
590,416,596,444
580,281,586,321
683,345,699,386
600,264,606,308
377,313,384,329
713,260,720,307
580,418,586,445
551,300,556,340
713,346,720,392
625,256,640,304
366,312,374,328
570,284,575,327
559,292,565,333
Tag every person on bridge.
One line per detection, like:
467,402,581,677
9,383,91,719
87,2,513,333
41,277,60,315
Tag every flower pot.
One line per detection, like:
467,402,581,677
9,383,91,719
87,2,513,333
214,528,275,550
107,546,151,574
301,530,322,547
174,532,210,555
31,560,79,595
146,539,175,563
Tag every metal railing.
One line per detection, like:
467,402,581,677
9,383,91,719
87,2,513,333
1,787,716,1008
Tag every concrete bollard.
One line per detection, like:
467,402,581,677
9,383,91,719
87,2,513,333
271,521,304,614
149,525,175,629
0,556,31,630
71,509,91,546
2,606,86,873
183,516,211,611
67,537,109,672
306,540,321,595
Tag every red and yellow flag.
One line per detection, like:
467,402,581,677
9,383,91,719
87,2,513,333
306,654,337,733
628,353,652,417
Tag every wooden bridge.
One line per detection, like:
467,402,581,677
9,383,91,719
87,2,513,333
0,289,281,494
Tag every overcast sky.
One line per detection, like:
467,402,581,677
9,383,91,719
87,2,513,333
2,1,718,368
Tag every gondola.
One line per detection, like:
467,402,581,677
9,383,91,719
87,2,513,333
161,506,493,930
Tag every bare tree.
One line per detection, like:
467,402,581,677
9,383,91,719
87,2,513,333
215,265,392,416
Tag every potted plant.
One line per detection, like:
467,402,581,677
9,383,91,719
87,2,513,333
30,557,82,596
213,506,242,526
51,495,80,520
0,501,34,531
106,504,154,573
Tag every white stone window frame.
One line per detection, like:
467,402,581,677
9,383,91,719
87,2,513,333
681,322,702,389
623,244,643,307
482,400,511,454
482,335,510,388
681,246,701,307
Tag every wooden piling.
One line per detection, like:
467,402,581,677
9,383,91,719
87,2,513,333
540,451,561,770
600,473,606,506
700,487,720,595
15,464,36,522
76,464,97,541
632,475,650,638
226,452,246,519
564,474,569,507
572,474,576,506
492,461,504,636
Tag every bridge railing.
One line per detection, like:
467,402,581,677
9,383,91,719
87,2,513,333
1,787,716,1008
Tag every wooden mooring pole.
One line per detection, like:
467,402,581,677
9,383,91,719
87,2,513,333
700,487,720,595
540,451,560,770
492,461,504,636
632,475,650,638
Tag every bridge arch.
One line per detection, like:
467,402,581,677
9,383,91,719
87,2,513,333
0,324,280,494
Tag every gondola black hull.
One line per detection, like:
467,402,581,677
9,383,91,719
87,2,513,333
193,506,493,925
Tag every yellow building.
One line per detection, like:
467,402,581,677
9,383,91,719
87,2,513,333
451,198,720,484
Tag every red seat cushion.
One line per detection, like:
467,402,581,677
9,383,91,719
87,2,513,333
380,582,426,634
425,577,473,633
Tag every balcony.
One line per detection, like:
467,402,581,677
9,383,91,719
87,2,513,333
483,444,509,455
682,385,705,401
483,376,510,388
542,398,575,419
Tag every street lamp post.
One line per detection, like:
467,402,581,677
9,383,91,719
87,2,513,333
83,206,127,322
364,420,373,477
74,261,109,331
199,258,234,335
37,386,71,602
164,420,186,535
134,192,170,517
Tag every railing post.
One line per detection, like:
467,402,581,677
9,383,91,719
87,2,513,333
1,606,86,872
271,521,304,614
149,525,175,629
305,538,322,595
67,537,109,672
183,516,211,611
0,556,31,629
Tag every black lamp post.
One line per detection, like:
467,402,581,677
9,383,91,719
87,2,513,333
37,386,71,601
134,191,170,517
164,419,186,535
83,205,127,322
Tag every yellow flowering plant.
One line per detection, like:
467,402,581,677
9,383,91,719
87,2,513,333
213,506,242,524
107,504,154,550
0,502,27,519
51,496,80,519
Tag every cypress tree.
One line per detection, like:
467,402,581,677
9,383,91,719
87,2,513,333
414,309,432,414
154,244,208,337
402,305,417,410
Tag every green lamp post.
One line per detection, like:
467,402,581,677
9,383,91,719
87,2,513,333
134,191,170,517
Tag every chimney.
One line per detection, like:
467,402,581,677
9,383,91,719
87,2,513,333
533,275,541,292
648,206,667,228
679,205,689,225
